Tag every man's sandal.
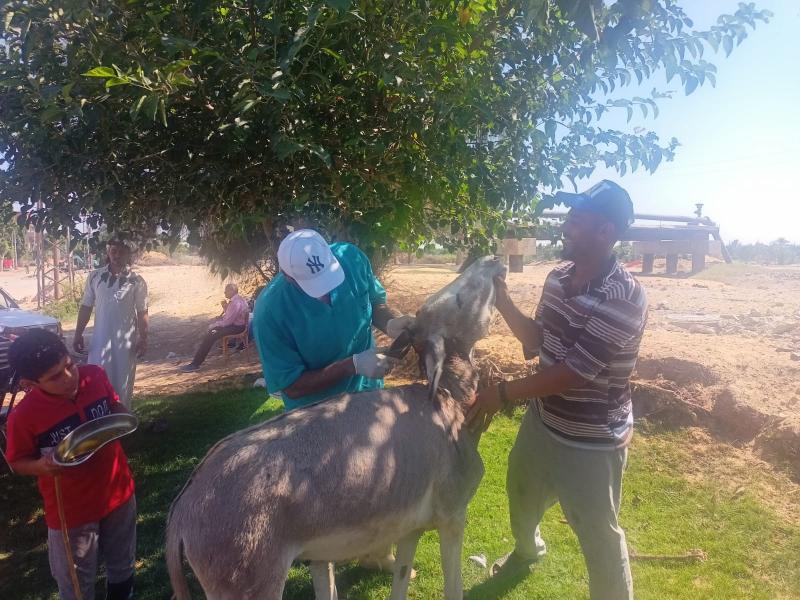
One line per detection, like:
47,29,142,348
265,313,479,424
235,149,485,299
489,551,537,579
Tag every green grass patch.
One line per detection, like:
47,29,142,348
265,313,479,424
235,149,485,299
2,393,798,599
41,287,83,323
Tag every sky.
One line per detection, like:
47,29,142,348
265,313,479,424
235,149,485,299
580,0,800,244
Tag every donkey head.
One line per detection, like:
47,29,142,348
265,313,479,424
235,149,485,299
387,256,507,400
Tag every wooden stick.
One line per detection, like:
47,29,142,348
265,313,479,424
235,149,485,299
54,475,84,600
629,548,707,563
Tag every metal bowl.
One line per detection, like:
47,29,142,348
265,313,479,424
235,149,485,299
53,414,138,467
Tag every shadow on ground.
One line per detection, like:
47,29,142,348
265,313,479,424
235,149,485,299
1,387,278,600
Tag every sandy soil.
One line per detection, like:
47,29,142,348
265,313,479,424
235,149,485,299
3,259,799,418
0,269,39,305
0,264,258,396
387,261,800,418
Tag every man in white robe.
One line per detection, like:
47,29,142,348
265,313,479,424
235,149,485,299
74,239,149,408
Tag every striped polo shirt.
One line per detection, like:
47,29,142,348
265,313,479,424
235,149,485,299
529,257,648,448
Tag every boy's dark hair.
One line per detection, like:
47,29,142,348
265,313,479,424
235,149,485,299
8,329,69,382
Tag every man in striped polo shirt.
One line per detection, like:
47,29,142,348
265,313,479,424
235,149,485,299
467,180,647,599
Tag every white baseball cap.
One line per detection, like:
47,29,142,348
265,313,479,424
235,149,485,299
277,229,345,298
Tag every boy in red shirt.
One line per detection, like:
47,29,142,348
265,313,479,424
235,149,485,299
6,329,136,600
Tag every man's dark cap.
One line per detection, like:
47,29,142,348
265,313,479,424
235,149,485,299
555,180,634,234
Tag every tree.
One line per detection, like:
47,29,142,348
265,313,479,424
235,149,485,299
771,237,790,265
0,1,771,275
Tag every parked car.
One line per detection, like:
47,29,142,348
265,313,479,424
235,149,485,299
0,287,62,394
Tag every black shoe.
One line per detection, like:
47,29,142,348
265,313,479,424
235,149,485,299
106,575,134,600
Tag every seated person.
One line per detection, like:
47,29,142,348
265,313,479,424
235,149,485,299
179,283,248,372
5,329,137,600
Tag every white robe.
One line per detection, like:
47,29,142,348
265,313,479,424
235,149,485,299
81,266,148,408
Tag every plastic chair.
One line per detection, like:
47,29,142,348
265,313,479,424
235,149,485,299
221,312,250,359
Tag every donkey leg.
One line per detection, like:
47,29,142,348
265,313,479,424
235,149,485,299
204,555,290,600
310,561,338,600
388,530,423,600
250,550,292,600
439,516,466,600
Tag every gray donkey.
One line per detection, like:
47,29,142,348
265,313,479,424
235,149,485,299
165,256,506,599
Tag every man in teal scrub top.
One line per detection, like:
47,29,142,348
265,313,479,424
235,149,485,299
253,228,407,410
253,228,409,573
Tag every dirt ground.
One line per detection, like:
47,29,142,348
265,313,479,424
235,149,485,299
3,257,800,490
4,258,800,415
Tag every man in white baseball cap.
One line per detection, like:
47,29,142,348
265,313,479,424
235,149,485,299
252,228,409,573
253,228,406,412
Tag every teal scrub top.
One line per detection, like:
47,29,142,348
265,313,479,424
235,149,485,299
253,242,387,410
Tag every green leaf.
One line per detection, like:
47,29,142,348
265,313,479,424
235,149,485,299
566,0,599,39
685,76,699,95
40,105,61,123
163,59,195,73
18,16,30,40
651,148,663,171
239,98,259,113
595,105,605,121
705,33,720,53
266,87,290,101
158,98,167,127
544,120,556,140
83,66,116,78
130,95,147,118
723,35,734,56
142,95,160,121
273,138,303,161
3,10,14,31
524,0,549,30
325,0,352,11
62,82,75,102
686,36,698,59
170,73,194,87
664,55,678,83
626,106,633,122
307,144,332,168
105,76,130,88
321,48,345,65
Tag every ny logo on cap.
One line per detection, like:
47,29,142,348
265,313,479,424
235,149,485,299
306,256,324,274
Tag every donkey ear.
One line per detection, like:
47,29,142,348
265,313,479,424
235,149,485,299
424,335,445,401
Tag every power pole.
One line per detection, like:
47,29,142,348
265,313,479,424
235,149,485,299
52,239,60,300
11,227,17,270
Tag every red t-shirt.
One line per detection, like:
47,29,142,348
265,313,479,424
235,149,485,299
6,365,135,529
